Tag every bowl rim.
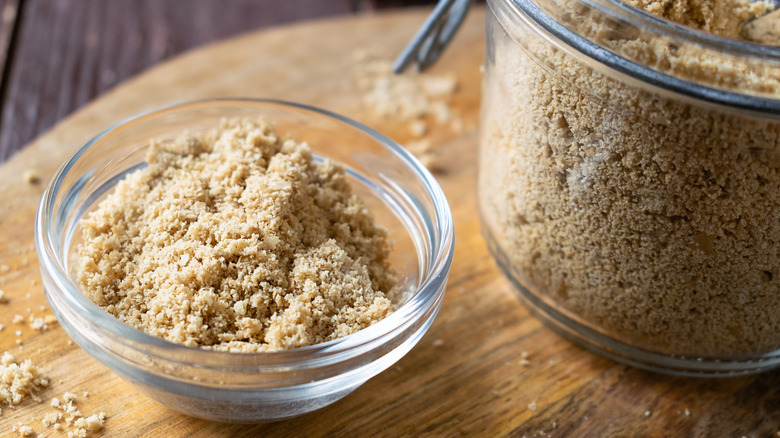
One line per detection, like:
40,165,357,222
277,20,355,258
35,97,455,367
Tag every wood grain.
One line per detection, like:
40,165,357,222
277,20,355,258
0,8,778,437
0,0,354,164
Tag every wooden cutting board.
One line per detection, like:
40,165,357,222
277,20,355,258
0,8,777,437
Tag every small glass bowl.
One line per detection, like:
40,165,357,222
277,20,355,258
35,99,454,423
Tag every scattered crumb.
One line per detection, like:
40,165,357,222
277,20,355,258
432,339,444,347
0,352,48,406
354,52,461,171
15,330,21,336
13,314,24,324
409,120,427,138
22,169,40,185
0,289,5,303
29,315,54,331
49,392,106,437
519,359,531,366
644,410,652,417
42,412,62,427
17,424,34,436
1,265,9,272
528,401,538,412
685,408,691,416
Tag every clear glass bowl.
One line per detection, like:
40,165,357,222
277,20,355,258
480,0,780,375
35,99,454,422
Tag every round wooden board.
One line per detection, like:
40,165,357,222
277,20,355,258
0,7,777,437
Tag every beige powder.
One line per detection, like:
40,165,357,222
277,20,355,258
78,118,397,352
354,51,460,170
0,352,48,406
480,0,780,355
625,0,770,38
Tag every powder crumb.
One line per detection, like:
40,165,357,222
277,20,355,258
17,424,34,436
77,118,398,352
644,410,652,417
42,412,62,427
0,289,5,303
23,170,40,185
409,120,428,138
13,314,24,324
685,408,691,416
0,352,48,406
0,324,4,332
528,401,538,412
432,339,444,347
29,317,46,331
354,52,461,171
519,358,531,366
15,330,21,336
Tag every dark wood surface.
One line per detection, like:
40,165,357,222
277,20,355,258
0,0,439,164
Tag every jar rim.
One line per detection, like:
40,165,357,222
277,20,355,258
491,0,780,112
35,98,454,371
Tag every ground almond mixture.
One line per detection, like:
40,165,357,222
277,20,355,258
0,352,48,406
78,118,397,352
480,0,780,356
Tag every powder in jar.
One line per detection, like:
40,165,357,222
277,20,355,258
480,0,780,356
77,118,398,352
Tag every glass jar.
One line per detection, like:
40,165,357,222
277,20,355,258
479,0,780,374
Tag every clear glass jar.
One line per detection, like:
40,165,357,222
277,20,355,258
479,0,780,375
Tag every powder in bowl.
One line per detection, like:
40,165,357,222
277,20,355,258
77,117,398,352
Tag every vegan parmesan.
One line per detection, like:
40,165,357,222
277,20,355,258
77,118,398,352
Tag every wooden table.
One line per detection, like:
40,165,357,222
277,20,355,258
0,0,437,165
0,3,778,438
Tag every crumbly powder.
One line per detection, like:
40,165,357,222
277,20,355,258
480,0,780,355
78,118,397,352
0,352,48,406
354,51,460,169
626,0,769,38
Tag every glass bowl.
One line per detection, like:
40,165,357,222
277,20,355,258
35,99,454,422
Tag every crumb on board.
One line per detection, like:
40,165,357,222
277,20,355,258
353,51,461,172
46,392,107,437
528,401,538,412
13,314,24,324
